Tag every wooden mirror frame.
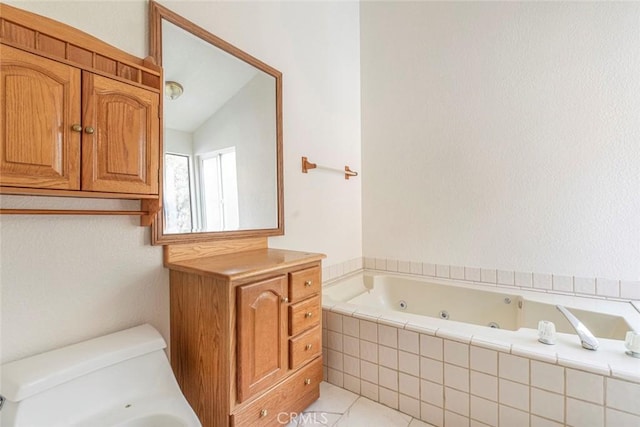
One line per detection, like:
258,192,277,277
149,1,284,245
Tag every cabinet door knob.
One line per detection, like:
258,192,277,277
71,124,82,132
305,344,313,350
304,378,312,385
84,126,95,134
304,280,313,287
260,409,268,417
281,297,289,303
305,311,313,318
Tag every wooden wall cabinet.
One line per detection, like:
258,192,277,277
166,249,325,427
0,4,161,200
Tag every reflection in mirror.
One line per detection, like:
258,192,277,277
149,2,283,243
163,19,277,234
164,152,192,232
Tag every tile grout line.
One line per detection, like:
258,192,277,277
332,393,363,425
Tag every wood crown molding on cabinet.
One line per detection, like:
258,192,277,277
0,3,161,90
0,3,162,223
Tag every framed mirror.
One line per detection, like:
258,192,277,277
149,1,283,245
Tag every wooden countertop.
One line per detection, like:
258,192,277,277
165,248,325,280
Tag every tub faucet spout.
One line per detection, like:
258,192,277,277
556,305,599,350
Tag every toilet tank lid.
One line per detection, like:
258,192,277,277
0,324,166,402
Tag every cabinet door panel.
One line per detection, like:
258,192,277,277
0,45,81,189
237,275,287,403
81,73,158,194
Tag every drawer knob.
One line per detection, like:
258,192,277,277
71,124,82,132
305,344,313,350
281,297,289,303
304,378,312,385
260,409,268,417
84,126,95,134
305,312,313,318
304,280,313,287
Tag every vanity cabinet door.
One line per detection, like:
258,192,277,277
236,275,288,403
0,45,81,190
81,72,159,194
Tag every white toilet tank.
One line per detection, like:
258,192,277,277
0,324,201,427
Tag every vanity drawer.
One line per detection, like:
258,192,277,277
289,295,320,336
289,266,321,302
289,325,322,370
232,357,322,427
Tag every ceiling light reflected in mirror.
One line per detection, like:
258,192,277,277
165,80,184,100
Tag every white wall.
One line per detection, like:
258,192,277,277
0,200,167,363
1,0,362,363
194,74,277,230
361,2,640,281
165,128,193,156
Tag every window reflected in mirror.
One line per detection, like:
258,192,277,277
199,147,239,231
164,153,193,234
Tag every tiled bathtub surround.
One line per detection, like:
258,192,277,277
323,258,364,283
361,257,640,301
321,310,640,427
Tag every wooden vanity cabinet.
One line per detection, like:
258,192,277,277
166,249,325,427
0,4,161,198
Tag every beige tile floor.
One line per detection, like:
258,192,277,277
285,382,433,427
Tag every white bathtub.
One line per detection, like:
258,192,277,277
324,272,639,340
321,271,640,426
